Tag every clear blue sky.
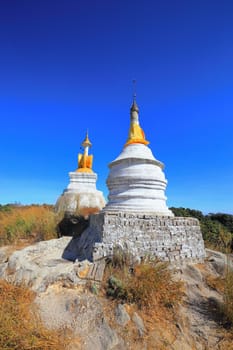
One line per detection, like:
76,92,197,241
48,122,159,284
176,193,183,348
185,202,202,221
0,0,232,214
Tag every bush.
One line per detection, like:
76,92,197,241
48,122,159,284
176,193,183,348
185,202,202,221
170,207,233,253
107,275,128,300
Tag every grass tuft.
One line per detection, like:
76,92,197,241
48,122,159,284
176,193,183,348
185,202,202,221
105,254,183,310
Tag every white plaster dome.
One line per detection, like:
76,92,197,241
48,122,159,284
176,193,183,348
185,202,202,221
111,142,162,164
55,172,106,217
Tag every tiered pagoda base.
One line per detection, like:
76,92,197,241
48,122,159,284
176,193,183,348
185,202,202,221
63,211,206,263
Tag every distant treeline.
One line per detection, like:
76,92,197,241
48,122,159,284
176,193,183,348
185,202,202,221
170,207,233,252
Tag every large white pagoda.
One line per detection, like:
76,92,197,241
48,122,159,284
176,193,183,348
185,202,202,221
104,97,173,216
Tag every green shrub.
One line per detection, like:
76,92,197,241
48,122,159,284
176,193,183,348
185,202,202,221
170,207,233,253
106,275,128,300
0,204,12,212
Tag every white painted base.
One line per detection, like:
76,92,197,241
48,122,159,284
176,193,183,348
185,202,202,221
56,171,106,216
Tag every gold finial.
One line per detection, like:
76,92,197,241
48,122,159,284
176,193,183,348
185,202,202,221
82,130,92,148
125,86,149,147
76,130,93,173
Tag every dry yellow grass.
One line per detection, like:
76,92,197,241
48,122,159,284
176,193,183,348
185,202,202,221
104,257,183,313
0,279,71,350
0,205,58,246
205,274,225,293
223,267,233,326
101,258,184,350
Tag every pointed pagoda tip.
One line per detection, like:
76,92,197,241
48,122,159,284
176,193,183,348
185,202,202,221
82,129,92,148
130,96,139,113
131,79,139,112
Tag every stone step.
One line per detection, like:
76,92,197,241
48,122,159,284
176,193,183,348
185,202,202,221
95,259,106,282
86,259,106,282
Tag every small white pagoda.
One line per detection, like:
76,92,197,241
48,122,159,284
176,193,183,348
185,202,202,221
55,132,105,218
104,97,173,216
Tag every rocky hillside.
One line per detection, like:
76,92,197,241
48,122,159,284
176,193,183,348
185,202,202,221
0,238,233,350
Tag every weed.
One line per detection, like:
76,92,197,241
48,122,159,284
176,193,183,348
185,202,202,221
111,246,134,269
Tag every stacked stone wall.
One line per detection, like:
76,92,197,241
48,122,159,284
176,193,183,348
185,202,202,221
92,212,206,262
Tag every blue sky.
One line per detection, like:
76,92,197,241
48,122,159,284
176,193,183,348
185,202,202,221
0,0,232,214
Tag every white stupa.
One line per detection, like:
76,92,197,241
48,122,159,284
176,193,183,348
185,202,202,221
104,97,173,216
55,132,106,217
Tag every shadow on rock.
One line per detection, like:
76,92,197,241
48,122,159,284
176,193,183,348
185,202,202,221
60,215,101,263
188,296,226,326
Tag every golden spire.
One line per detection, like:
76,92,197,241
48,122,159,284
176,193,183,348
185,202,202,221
125,92,149,147
81,130,92,148
76,130,93,173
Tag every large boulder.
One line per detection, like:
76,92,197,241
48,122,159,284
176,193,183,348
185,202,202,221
0,237,92,292
36,287,123,350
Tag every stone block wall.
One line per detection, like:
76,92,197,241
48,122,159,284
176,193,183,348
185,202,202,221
91,211,206,263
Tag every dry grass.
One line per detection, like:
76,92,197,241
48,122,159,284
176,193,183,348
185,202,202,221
104,255,183,312
0,205,58,247
102,256,184,349
223,266,233,327
205,274,225,293
0,279,70,350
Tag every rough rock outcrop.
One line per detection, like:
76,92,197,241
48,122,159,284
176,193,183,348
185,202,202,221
0,241,233,350
0,239,125,350
115,304,131,326
36,287,124,350
0,237,90,292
